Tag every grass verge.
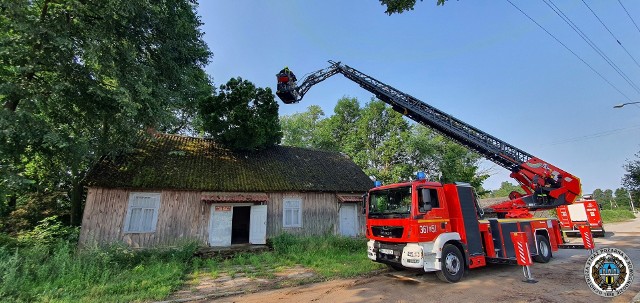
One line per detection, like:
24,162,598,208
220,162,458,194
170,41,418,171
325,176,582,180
0,234,382,302
193,234,384,280
600,209,636,223
0,241,198,303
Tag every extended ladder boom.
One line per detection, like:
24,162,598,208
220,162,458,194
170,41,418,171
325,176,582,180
276,61,581,217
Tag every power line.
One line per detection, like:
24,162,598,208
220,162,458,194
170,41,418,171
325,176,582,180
550,124,640,145
505,0,633,101
543,0,640,94
582,0,640,71
618,0,640,35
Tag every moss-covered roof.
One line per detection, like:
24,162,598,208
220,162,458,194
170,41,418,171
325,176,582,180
87,133,372,193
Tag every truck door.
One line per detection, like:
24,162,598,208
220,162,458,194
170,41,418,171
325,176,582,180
415,187,450,241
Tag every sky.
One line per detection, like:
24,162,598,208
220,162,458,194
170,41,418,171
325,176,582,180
196,1,640,194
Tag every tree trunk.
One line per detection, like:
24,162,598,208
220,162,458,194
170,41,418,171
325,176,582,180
69,180,85,226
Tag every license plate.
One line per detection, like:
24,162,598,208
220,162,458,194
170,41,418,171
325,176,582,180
379,248,394,255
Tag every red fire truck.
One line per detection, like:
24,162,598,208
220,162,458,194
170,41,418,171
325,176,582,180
275,61,582,282
557,199,604,237
365,177,562,282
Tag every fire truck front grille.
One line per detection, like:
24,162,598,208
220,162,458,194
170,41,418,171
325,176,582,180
371,226,404,238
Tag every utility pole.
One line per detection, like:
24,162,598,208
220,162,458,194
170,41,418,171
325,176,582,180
628,190,637,213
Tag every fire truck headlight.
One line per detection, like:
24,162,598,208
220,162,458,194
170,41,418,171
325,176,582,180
367,240,376,260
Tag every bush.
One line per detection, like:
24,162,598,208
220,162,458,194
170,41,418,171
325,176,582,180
0,233,19,249
1,192,70,234
17,216,79,247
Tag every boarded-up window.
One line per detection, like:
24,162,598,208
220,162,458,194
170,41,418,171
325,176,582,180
283,198,302,228
124,193,161,233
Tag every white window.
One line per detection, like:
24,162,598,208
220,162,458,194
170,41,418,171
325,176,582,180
283,198,302,228
124,193,161,233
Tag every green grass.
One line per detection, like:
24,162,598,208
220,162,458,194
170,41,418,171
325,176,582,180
0,241,198,303
192,234,384,281
270,234,385,278
601,209,636,223
0,234,383,302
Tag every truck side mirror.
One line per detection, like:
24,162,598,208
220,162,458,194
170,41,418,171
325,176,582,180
361,194,367,215
420,189,432,212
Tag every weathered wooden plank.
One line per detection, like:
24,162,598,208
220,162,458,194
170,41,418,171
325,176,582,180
79,188,364,248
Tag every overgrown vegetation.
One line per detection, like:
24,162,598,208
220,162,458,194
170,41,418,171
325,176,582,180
600,210,636,223
0,219,382,302
193,234,384,281
0,217,198,303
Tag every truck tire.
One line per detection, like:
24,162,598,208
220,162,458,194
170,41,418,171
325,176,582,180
436,244,464,283
533,235,552,263
594,228,605,238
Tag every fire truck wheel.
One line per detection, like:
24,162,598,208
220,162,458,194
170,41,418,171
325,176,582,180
593,228,605,238
533,235,552,263
436,244,464,283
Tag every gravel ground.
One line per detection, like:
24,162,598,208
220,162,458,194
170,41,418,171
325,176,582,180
211,216,640,303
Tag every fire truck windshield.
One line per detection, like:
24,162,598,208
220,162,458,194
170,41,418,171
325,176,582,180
368,186,412,218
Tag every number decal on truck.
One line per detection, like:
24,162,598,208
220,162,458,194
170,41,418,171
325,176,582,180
419,225,437,233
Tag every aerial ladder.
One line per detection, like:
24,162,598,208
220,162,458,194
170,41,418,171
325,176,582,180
276,61,581,218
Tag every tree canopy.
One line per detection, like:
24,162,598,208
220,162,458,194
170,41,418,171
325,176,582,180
0,0,212,228
592,187,636,210
623,151,640,192
198,77,281,151
379,0,447,15
279,97,488,192
484,181,525,198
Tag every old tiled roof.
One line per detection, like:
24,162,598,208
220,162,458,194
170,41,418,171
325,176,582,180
87,133,372,193
477,197,509,209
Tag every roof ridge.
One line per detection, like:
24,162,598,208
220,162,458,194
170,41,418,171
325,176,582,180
154,133,347,156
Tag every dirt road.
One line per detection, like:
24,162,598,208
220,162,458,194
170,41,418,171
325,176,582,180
217,217,640,303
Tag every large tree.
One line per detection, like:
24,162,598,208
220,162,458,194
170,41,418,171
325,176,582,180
350,99,412,183
622,151,640,210
279,105,325,148
199,77,281,151
593,188,615,209
279,97,487,192
279,97,361,152
0,0,212,227
623,151,640,192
